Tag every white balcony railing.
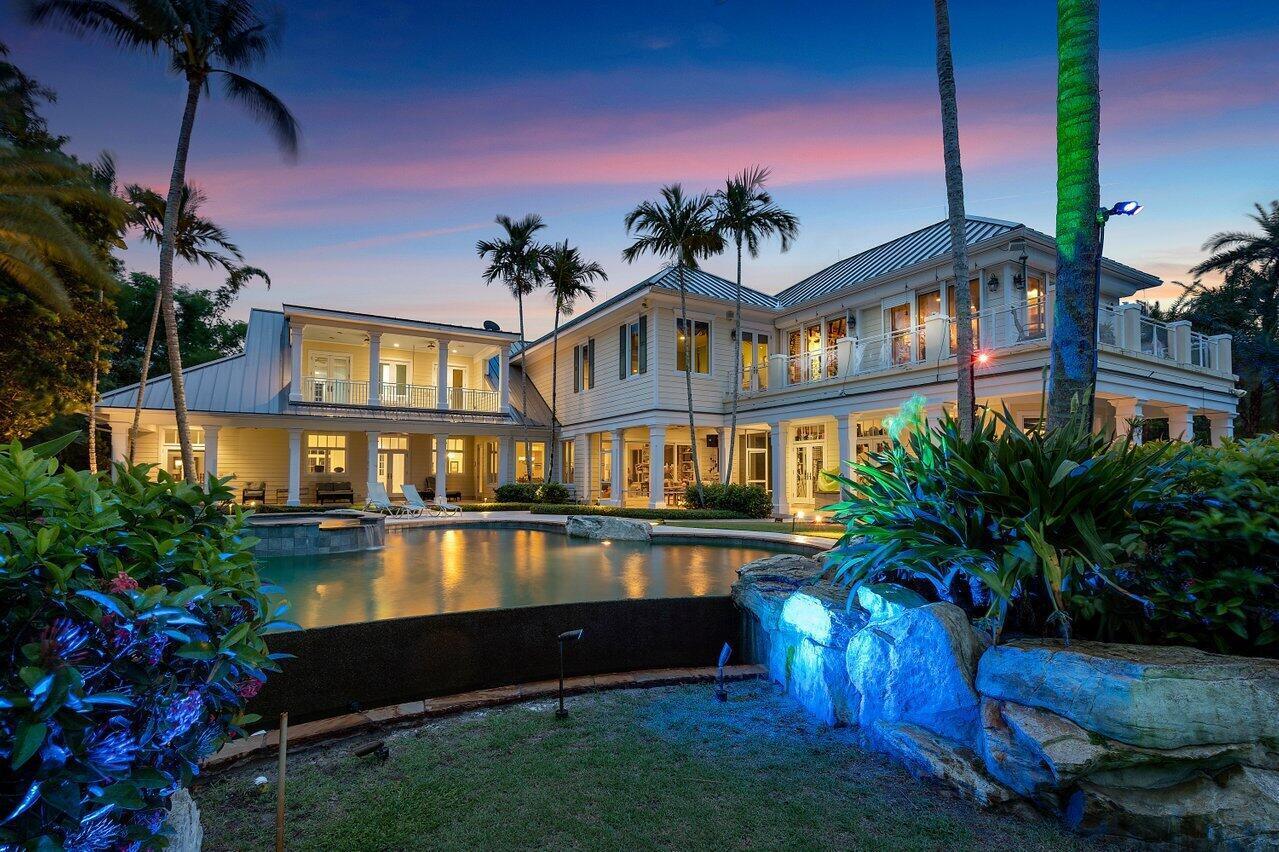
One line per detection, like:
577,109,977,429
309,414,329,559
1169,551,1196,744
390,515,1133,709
303,377,501,412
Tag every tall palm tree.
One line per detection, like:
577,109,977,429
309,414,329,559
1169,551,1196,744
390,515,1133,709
934,0,976,438
477,213,547,481
1046,0,1102,430
713,166,798,483
623,184,725,506
121,180,267,463
28,0,300,483
540,241,605,484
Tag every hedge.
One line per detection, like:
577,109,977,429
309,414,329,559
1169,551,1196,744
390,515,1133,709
530,505,745,520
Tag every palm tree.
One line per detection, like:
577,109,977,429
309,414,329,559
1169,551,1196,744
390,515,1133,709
121,180,267,464
623,184,725,506
28,0,300,483
933,0,976,438
477,213,547,481
1046,0,1102,431
540,241,605,484
713,166,798,483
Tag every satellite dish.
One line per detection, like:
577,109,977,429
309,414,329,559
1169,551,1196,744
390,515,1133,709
483,320,501,332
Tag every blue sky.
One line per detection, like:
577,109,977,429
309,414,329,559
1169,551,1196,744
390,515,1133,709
6,1,1278,336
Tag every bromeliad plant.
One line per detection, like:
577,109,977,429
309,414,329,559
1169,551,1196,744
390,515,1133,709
0,435,294,850
824,407,1179,641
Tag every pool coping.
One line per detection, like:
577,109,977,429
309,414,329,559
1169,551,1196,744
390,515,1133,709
207,663,768,769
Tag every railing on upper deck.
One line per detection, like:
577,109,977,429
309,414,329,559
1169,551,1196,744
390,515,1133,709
302,377,502,412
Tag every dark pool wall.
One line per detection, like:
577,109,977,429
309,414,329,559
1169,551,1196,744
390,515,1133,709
251,596,742,723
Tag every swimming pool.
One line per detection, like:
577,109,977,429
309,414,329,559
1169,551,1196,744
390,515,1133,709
262,526,793,628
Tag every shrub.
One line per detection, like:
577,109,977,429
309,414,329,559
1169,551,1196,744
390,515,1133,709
683,483,773,518
826,409,1179,641
0,436,293,849
530,505,743,520
493,482,571,504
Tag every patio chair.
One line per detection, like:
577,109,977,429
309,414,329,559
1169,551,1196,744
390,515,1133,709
364,482,416,516
240,481,266,504
315,481,354,505
403,484,460,517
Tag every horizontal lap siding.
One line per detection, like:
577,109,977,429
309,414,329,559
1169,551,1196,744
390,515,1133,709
218,428,290,500
654,306,732,417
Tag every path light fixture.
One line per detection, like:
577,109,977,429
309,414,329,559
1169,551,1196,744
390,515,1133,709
555,628,584,720
353,740,389,763
714,642,733,703
792,510,804,534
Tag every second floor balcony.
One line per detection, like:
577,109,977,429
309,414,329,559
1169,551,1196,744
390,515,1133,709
302,377,503,412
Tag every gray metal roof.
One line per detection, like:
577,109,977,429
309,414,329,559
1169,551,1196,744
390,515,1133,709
642,265,780,309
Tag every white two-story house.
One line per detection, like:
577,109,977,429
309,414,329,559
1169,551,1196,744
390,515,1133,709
100,216,1238,513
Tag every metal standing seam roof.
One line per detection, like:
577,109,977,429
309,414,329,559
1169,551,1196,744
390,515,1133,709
773,216,1021,307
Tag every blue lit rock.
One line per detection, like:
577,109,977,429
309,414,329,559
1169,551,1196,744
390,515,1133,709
868,720,1017,808
855,583,927,623
165,788,203,852
564,515,652,542
844,602,989,747
977,639,1279,750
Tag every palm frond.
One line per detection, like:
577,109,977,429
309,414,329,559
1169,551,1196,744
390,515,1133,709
215,69,299,159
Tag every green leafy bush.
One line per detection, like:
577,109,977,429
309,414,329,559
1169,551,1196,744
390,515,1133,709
825,410,1178,640
530,505,744,520
493,482,571,504
0,436,293,849
683,483,773,518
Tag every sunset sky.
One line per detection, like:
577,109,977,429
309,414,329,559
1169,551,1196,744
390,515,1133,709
7,0,1278,336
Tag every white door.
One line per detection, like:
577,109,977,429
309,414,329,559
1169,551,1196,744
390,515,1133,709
793,443,824,501
380,361,409,406
377,449,407,497
310,354,352,402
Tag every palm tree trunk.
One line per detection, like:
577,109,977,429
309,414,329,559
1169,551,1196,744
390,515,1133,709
127,286,162,465
517,288,532,482
159,76,203,484
547,305,561,485
1047,0,1102,431
725,234,743,483
677,264,704,505
935,0,975,438
87,285,103,474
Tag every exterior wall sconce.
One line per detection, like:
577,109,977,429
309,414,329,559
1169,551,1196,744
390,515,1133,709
986,274,1000,293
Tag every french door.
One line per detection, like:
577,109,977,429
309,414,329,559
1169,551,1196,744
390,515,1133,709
310,353,352,402
793,442,824,501
380,361,410,406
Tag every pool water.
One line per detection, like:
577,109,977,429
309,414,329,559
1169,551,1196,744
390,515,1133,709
262,526,790,628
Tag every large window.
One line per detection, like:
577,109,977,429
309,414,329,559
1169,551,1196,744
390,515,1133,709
447,437,464,474
619,317,647,379
516,441,545,482
744,432,770,490
561,440,575,483
307,433,347,474
574,339,595,391
825,317,847,377
740,332,770,390
947,278,982,351
676,318,710,373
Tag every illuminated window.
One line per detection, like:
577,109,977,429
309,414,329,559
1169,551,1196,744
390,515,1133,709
162,427,205,448
574,339,595,391
447,438,464,474
486,442,498,484
378,435,407,450
619,317,647,378
306,434,347,473
561,440,575,483
676,319,710,373
794,424,826,442
516,441,545,482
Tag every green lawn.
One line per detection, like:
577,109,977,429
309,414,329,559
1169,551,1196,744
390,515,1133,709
663,519,847,539
195,684,1097,851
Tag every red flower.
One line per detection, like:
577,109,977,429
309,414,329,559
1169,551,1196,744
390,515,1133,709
236,678,263,699
108,572,140,593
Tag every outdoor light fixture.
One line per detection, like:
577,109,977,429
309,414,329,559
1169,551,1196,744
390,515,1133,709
353,741,389,763
714,642,733,702
792,510,804,533
555,628,584,719
1105,200,1143,217
986,273,1000,293
975,351,992,367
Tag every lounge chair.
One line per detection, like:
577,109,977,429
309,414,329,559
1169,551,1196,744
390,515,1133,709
403,484,461,517
364,482,419,516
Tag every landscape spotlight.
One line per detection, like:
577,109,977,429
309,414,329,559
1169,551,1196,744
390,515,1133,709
556,628,584,720
714,642,733,703
1106,200,1143,217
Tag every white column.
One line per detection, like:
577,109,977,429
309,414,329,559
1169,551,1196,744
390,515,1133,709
648,425,666,508
1119,303,1142,351
367,331,382,407
289,324,305,402
286,428,303,505
770,421,789,516
436,339,451,409
497,435,513,485
1111,398,1146,445
365,431,380,499
1208,411,1235,447
434,433,448,503
1169,406,1197,442
573,434,590,500
109,421,129,479
1169,320,1192,365
717,427,729,484
836,414,853,498
1210,334,1233,375
610,428,626,506
498,345,511,412
203,424,220,488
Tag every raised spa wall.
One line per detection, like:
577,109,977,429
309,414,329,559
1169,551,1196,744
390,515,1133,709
733,554,1279,850
248,512,385,557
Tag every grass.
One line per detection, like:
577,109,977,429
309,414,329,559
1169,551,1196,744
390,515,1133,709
663,519,847,540
195,684,1096,851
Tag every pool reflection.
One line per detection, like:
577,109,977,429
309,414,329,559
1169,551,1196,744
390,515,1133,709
262,527,786,628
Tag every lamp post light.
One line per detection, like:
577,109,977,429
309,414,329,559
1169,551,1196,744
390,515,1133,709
555,628,584,719
714,642,732,703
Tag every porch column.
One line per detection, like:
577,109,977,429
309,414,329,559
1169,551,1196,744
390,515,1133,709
1208,411,1235,447
286,428,303,505
498,345,510,412
648,425,666,508
1169,406,1197,442
288,323,305,402
109,421,129,479
610,428,626,506
365,431,380,499
837,414,853,498
367,331,382,407
770,420,789,516
497,435,513,485
1111,398,1146,445
717,427,729,484
1210,334,1233,375
434,433,448,504
436,339,451,409
1169,320,1192,365
203,424,220,488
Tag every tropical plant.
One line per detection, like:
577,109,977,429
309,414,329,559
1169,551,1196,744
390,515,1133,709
1046,0,1102,430
493,480,569,504
825,406,1177,641
28,0,301,483
121,182,268,464
477,214,547,480
933,0,976,438
0,434,294,849
623,184,725,505
713,166,798,482
682,482,772,519
540,240,604,483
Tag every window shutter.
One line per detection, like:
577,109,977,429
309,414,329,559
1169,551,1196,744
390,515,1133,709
588,338,596,388
574,345,580,392
639,315,648,373
619,325,627,380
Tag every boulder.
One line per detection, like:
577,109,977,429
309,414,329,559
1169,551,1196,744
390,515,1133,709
856,583,927,623
564,514,651,542
165,788,203,852
868,721,1018,808
977,639,1279,750
731,554,826,632
845,602,989,747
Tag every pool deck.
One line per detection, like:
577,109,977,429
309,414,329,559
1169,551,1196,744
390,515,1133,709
381,510,834,552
